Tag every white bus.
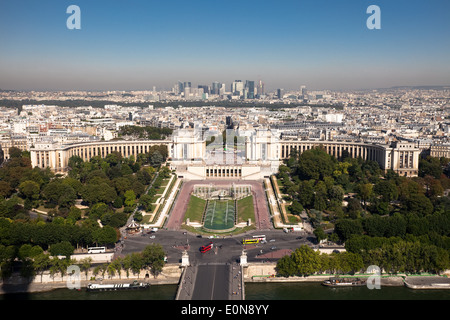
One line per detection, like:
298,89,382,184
88,247,106,254
252,235,266,243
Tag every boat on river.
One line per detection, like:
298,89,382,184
86,280,150,292
322,277,366,287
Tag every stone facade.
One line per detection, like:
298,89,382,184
30,129,421,178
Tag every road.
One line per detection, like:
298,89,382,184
191,264,230,300
120,229,316,264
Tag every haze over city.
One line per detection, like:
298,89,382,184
1,0,450,92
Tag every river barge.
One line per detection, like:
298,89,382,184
87,280,150,291
322,277,366,287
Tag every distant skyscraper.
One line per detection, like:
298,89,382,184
219,83,226,96
257,80,264,97
277,88,284,99
232,80,243,96
245,80,255,99
301,85,307,99
198,85,209,94
184,82,191,89
211,81,220,95
177,81,184,95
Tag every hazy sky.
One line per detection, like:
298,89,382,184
1,0,449,92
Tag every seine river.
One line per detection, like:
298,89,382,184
2,282,449,300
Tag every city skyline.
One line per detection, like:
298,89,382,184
1,0,450,92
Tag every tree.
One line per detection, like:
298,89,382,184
79,257,93,280
356,183,373,210
8,147,23,159
114,177,132,196
81,183,117,205
335,219,363,242
18,180,40,200
374,180,398,202
105,151,122,166
363,215,386,237
139,194,153,211
32,252,51,282
42,180,76,208
422,175,444,200
297,180,315,208
49,241,74,259
340,252,364,274
121,164,133,176
297,148,335,181
102,211,127,228
129,252,144,277
113,196,123,209
313,181,328,211
313,227,327,244
0,181,13,199
290,245,322,276
67,206,82,222
419,156,443,179
124,190,136,207
18,244,43,261
150,151,164,167
89,202,111,220
109,258,123,279
403,193,434,217
328,185,344,204
141,244,166,278
276,255,297,277
347,198,363,219
289,200,304,216
92,225,117,246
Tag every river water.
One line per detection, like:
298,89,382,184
2,282,449,300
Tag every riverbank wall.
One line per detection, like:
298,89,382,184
1,262,450,295
243,262,450,289
0,263,182,295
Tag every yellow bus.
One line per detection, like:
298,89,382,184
242,238,259,244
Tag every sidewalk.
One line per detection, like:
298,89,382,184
143,177,181,229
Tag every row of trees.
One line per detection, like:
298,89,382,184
0,218,118,251
118,125,172,140
276,242,448,276
0,142,169,279
281,149,450,220
137,166,172,214
0,243,165,280
276,146,450,275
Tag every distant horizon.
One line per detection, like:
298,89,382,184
2,83,450,94
1,0,449,92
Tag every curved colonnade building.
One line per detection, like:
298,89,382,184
30,140,171,173
280,139,419,177
30,128,420,179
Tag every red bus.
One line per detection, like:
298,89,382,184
200,242,213,253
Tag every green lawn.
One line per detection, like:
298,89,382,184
237,196,255,223
184,195,207,223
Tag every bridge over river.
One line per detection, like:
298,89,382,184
176,263,244,300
